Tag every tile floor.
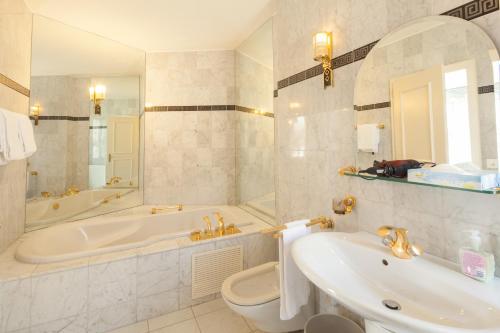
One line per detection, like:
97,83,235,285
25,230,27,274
107,298,264,333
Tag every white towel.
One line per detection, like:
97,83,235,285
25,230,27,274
357,123,380,153
0,109,25,161
17,113,37,157
279,219,311,320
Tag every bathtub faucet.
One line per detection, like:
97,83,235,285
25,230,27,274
106,176,122,185
215,212,225,236
151,204,183,214
64,185,80,196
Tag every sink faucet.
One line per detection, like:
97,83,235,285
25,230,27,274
377,226,423,259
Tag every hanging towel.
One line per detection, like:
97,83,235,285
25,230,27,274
17,113,37,157
357,123,380,153
0,108,25,161
279,219,311,320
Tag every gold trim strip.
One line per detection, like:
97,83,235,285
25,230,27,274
0,73,30,97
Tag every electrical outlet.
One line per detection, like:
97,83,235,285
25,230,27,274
486,159,498,169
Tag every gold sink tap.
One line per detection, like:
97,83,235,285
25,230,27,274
106,176,122,185
377,226,423,259
214,212,225,236
203,216,213,237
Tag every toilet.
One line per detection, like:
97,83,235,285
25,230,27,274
221,261,314,333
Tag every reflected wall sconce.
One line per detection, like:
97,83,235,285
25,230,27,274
89,85,106,115
313,32,333,89
30,104,41,126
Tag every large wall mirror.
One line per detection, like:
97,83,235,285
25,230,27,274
26,16,145,231
234,18,276,223
354,16,500,190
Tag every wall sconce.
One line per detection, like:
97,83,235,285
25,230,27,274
313,32,333,88
89,85,106,115
30,104,41,126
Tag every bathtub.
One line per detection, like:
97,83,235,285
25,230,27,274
26,188,134,228
16,206,252,264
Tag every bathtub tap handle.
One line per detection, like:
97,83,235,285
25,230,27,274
214,212,225,236
203,216,213,237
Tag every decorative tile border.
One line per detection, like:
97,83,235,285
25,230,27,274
354,102,391,112
0,73,30,97
274,0,499,96
89,125,107,129
29,115,90,121
145,104,274,118
236,105,274,118
145,105,236,112
478,85,495,94
442,0,499,20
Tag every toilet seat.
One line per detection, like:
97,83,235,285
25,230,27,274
222,261,280,306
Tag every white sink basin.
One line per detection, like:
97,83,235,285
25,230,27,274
291,232,500,333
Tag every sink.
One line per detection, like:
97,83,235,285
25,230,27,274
291,232,500,333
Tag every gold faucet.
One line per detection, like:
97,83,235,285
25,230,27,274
64,185,80,196
214,212,225,236
203,216,213,237
106,176,122,185
377,226,423,259
151,204,183,214
41,191,53,198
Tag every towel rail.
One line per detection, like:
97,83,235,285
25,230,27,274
260,216,334,239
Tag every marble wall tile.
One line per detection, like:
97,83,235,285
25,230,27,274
87,300,136,333
30,267,88,326
0,278,31,332
136,289,179,321
30,313,87,333
137,250,179,297
89,257,137,311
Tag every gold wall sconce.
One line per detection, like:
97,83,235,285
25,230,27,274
89,85,106,115
313,32,333,89
333,195,356,215
30,104,41,126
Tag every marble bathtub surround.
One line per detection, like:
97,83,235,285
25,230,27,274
0,206,276,333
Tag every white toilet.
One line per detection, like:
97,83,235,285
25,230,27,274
221,261,314,333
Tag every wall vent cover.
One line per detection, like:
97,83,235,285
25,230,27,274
191,245,243,299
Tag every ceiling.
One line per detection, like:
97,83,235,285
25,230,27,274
25,0,276,52
237,19,273,69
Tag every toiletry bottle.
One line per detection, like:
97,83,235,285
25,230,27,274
459,230,495,282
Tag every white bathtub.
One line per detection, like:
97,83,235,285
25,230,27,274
26,188,134,228
16,206,252,264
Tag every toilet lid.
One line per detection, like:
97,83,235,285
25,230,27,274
222,261,280,306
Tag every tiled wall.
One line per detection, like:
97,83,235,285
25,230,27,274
0,0,32,252
144,51,237,205
273,0,500,316
29,76,90,195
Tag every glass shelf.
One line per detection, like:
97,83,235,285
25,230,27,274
344,172,500,195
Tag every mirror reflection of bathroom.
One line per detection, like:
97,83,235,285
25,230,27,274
235,18,276,222
354,16,500,177
26,16,145,231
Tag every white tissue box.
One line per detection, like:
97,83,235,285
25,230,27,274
408,168,499,190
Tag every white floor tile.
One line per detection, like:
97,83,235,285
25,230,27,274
196,308,251,333
148,308,194,331
151,319,200,333
192,298,227,317
107,321,148,333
